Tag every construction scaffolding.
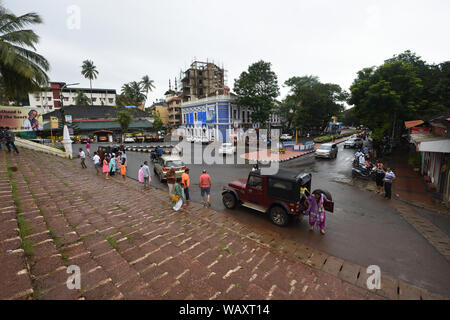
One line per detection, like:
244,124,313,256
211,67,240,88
181,60,226,101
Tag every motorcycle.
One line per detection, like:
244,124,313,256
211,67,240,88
352,163,376,180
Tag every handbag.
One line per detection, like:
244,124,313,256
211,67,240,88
171,194,180,202
324,200,334,213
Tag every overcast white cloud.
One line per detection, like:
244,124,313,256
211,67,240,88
7,0,450,106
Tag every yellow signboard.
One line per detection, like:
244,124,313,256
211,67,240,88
50,116,59,129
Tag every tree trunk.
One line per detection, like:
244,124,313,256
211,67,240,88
90,79,93,105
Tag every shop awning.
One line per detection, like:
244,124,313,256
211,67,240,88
404,120,424,129
410,133,450,153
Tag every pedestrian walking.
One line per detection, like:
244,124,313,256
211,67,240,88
181,168,190,204
93,152,101,175
199,169,211,207
166,168,176,197
172,177,184,211
109,153,116,176
115,154,121,176
86,140,91,156
120,158,127,183
79,148,87,169
142,161,151,189
374,162,385,194
138,165,144,183
102,156,109,180
4,127,19,154
308,192,332,235
384,167,396,199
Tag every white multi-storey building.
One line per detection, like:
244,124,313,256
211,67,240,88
28,82,116,114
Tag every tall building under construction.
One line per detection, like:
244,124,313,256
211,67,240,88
181,61,226,102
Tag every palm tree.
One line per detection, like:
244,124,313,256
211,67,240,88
0,5,49,97
74,90,91,105
81,59,98,105
140,75,155,107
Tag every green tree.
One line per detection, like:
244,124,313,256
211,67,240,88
74,90,91,105
282,76,347,134
116,109,133,134
152,110,163,132
0,5,49,97
350,50,450,142
81,59,98,105
233,60,279,125
340,107,360,127
349,60,423,141
116,81,146,106
140,75,155,107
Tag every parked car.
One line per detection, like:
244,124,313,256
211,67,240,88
153,155,186,182
280,133,293,141
218,143,236,155
222,169,333,226
123,135,135,143
344,138,363,149
80,136,90,143
315,143,338,159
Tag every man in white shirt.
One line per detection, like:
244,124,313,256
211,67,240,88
23,110,43,131
79,148,87,169
359,154,366,166
92,151,100,175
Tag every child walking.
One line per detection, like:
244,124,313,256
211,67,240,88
120,158,127,183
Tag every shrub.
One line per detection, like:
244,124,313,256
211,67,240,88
408,152,421,168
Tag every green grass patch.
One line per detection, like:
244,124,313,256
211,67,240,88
49,228,62,249
61,253,69,260
218,244,233,255
105,236,119,251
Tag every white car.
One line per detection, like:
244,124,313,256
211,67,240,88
280,134,293,141
124,136,135,143
218,143,236,155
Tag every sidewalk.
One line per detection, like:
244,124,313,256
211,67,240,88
391,151,450,216
0,148,445,300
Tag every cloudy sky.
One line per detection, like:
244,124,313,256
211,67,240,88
7,0,450,106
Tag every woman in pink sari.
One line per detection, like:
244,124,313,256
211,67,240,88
308,193,331,235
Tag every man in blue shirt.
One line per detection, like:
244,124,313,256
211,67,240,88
383,167,396,199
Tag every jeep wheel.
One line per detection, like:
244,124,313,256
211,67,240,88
269,206,289,227
222,192,236,209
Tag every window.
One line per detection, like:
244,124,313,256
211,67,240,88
36,97,40,101
64,97,69,101
194,113,198,122
108,98,114,103
48,97,52,101
267,178,294,200
233,109,237,120
92,98,97,102
247,175,263,190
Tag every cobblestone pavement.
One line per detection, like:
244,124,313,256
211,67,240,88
0,149,446,300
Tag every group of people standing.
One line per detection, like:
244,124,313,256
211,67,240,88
137,165,212,212
373,161,396,200
0,127,19,154
79,146,128,183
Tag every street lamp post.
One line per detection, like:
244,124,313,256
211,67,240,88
60,82,79,159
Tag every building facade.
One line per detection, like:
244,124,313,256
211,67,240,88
181,94,259,143
28,82,116,113
410,111,450,207
150,100,169,126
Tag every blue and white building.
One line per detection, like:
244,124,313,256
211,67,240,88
181,95,254,143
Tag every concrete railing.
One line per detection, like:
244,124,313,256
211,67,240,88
14,137,69,158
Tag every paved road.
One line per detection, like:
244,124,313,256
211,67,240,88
76,140,450,296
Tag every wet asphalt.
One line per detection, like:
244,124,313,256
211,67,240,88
75,140,450,296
